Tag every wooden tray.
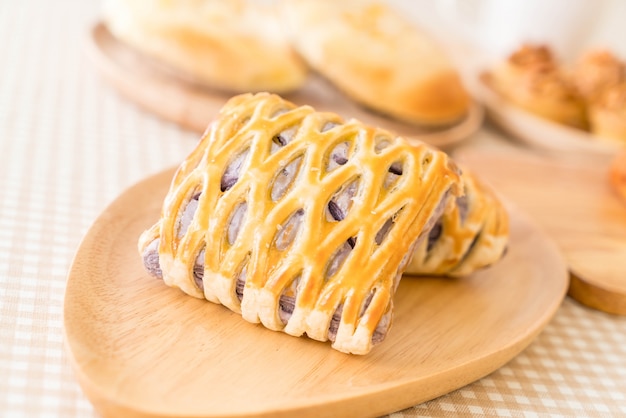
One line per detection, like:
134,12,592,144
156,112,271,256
476,73,623,156
455,144,626,315
63,167,568,418
85,22,484,149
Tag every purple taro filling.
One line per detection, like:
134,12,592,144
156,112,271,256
142,134,453,346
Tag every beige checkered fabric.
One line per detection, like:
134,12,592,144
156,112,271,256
0,1,625,417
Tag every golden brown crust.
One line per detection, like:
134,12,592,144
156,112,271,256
571,50,626,101
103,0,308,93
513,65,588,129
589,83,626,143
138,93,464,354
488,44,626,145
406,168,509,277
490,45,587,129
508,44,555,67
280,0,471,126
489,44,555,91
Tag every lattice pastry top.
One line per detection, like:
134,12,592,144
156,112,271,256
406,169,509,277
139,92,463,354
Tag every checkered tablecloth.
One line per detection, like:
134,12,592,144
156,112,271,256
1,1,625,417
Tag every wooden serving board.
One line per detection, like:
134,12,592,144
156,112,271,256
64,168,568,418
455,143,626,315
85,22,484,149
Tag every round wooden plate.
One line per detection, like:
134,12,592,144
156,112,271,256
455,144,626,315
85,22,484,149
64,168,568,418
476,73,623,156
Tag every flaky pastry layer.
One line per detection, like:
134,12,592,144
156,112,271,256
138,93,464,354
406,169,509,277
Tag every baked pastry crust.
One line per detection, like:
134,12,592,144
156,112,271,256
138,93,463,354
406,169,509,277
280,0,471,126
489,44,555,92
490,45,587,129
589,82,626,143
103,0,308,93
571,50,625,101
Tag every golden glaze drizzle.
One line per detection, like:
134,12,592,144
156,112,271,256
138,93,463,354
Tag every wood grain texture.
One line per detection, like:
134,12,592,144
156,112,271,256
63,167,568,418
84,22,484,149
456,144,626,315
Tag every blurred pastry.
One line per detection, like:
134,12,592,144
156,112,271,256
138,92,464,354
571,50,625,101
609,150,626,203
102,0,308,93
280,0,471,126
499,65,587,129
494,44,556,77
490,44,587,129
406,169,509,277
488,44,555,89
589,82,626,143
510,44,555,66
